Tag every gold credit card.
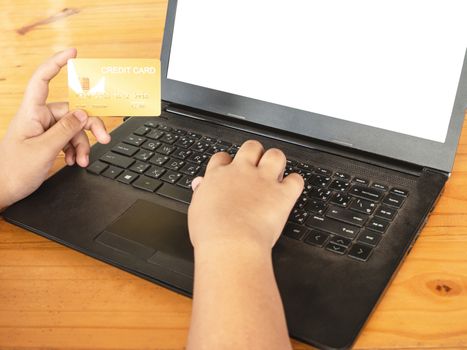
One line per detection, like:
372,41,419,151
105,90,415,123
67,58,161,117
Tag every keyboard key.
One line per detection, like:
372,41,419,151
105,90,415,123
166,159,185,171
160,170,182,184
306,215,360,238
100,152,135,169
147,129,164,140
145,165,166,179
144,121,158,128
187,151,208,164
329,179,350,192
157,184,192,204
353,177,369,185
304,199,327,215
123,134,146,146
330,235,352,248
295,195,309,209
142,140,161,151
349,185,383,202
200,136,217,144
316,167,332,176
304,230,329,247
371,182,388,191
102,166,123,179
325,206,368,227
134,126,150,136
112,143,139,157
375,205,397,220
157,144,176,155
283,223,308,240
289,209,310,224
157,124,173,132
217,140,232,147
134,150,154,162
297,162,313,171
382,193,405,208
117,171,139,184
192,141,210,153
357,231,382,247
177,175,194,189
348,243,373,261
130,161,150,174
325,242,347,255
187,131,202,139
87,161,108,175
206,144,229,155
160,133,179,144
349,198,376,215
390,188,409,197
329,193,352,207
308,187,332,201
309,174,332,188
174,128,187,135
296,169,313,181
172,148,193,160
149,153,169,166
175,137,195,148
132,176,163,192
334,172,351,180
367,217,390,233
180,163,200,176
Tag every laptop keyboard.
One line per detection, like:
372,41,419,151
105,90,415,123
87,121,409,262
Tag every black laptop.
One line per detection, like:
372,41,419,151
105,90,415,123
4,1,467,349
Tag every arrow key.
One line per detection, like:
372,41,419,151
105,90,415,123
348,243,373,261
330,235,352,248
305,230,330,247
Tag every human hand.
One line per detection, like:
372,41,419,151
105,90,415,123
0,48,111,209
188,140,304,252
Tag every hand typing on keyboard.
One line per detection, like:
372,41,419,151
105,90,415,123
189,139,304,250
0,49,110,210
187,140,303,350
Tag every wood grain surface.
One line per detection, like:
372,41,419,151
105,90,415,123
0,1,466,349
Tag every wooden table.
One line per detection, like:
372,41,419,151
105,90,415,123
0,1,466,349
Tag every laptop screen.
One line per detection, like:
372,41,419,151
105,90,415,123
167,0,467,144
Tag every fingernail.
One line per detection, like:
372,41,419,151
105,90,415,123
74,110,87,122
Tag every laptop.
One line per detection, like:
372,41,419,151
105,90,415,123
4,0,467,348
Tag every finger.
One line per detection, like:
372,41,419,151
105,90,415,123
84,117,111,144
48,101,69,118
70,130,91,167
233,140,265,166
63,143,76,166
23,48,77,106
257,148,286,180
206,151,232,173
281,173,305,199
35,109,88,155
191,176,203,191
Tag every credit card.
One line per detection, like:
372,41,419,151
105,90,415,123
67,58,161,117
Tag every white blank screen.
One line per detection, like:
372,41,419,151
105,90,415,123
168,0,467,143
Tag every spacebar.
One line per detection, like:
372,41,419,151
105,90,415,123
156,184,192,204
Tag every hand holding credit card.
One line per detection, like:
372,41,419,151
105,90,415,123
68,58,161,117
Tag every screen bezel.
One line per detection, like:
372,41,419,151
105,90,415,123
161,0,467,173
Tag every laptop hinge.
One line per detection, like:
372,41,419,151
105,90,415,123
165,104,424,178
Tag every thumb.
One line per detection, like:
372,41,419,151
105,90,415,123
37,110,88,154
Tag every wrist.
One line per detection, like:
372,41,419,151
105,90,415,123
193,238,272,266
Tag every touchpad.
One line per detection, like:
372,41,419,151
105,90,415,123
95,200,194,277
